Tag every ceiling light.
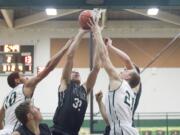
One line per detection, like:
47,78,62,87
147,8,159,16
45,8,57,16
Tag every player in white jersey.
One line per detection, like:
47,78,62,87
3,84,25,131
89,17,140,135
0,40,72,135
106,80,139,135
96,68,141,135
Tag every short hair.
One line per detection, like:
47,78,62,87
128,71,140,88
7,72,20,88
15,101,31,125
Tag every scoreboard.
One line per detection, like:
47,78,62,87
0,44,34,75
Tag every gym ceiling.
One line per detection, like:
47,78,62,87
0,0,180,29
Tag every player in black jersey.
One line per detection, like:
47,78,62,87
12,100,51,135
51,28,100,135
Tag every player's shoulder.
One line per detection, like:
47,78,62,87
80,84,86,90
120,80,133,92
122,80,138,95
80,84,88,97
15,84,24,89
109,78,123,91
6,84,23,94
13,84,24,92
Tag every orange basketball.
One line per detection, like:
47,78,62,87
79,10,93,30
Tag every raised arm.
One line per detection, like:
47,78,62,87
95,91,109,125
88,19,121,90
105,38,134,70
0,106,5,129
84,38,100,94
59,29,87,91
23,40,71,97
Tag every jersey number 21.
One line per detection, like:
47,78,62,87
124,91,135,110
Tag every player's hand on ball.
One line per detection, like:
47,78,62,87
87,17,101,33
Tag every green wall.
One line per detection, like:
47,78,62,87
42,119,180,134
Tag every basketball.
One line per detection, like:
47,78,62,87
79,10,93,30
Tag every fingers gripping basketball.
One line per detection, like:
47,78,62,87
79,10,93,30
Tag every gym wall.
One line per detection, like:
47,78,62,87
0,20,180,115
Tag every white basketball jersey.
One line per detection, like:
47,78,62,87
105,80,139,135
3,84,26,130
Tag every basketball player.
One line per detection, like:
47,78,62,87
0,39,72,135
96,67,142,135
51,28,100,135
105,38,142,127
12,100,51,135
88,18,140,134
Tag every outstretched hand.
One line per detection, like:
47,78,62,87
87,13,101,33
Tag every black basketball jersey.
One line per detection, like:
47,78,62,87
16,123,51,135
52,81,88,135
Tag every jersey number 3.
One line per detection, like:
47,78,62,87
4,91,17,109
124,91,135,110
73,98,82,111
